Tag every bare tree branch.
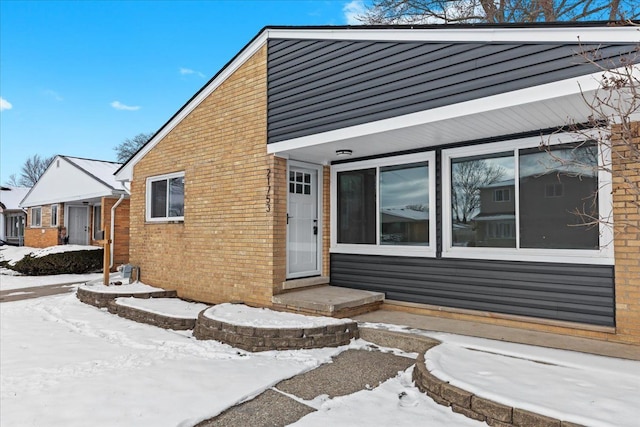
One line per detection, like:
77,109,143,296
114,132,154,163
358,0,639,24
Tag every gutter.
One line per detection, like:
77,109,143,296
109,194,126,269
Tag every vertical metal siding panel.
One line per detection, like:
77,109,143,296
330,253,615,326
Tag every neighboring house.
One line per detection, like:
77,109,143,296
20,155,130,266
0,186,30,246
115,23,640,344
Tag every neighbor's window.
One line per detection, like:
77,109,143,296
446,141,600,253
519,145,598,250
51,204,58,226
31,207,42,227
333,152,435,254
146,172,185,221
93,205,102,240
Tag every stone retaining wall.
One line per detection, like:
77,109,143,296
412,352,585,427
193,312,359,352
76,286,177,308
107,300,196,330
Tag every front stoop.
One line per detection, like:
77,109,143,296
272,285,384,318
275,276,330,294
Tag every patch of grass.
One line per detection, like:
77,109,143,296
9,250,104,276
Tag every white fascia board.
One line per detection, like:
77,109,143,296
267,26,640,43
115,31,270,182
267,67,615,154
20,191,117,208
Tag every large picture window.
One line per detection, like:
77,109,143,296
443,137,610,263
332,153,436,256
146,172,185,221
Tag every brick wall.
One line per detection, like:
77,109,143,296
129,45,276,306
101,197,130,267
322,165,330,276
612,121,640,344
24,204,64,247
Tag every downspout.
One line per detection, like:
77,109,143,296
109,194,126,269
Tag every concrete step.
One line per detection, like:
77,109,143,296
276,276,330,293
272,285,384,318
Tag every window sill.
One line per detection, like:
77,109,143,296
331,244,436,258
442,247,614,265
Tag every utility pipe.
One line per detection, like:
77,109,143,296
109,194,126,269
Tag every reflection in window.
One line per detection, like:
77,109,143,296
451,153,515,248
168,177,185,217
519,145,599,249
337,169,376,244
380,162,429,245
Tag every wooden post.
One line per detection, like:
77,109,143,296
103,227,111,286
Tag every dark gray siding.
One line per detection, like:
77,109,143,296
267,39,636,143
330,253,615,326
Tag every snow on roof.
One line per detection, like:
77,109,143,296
63,156,125,191
0,186,30,211
381,207,429,221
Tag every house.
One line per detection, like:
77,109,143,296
0,186,29,246
20,155,130,266
115,23,640,344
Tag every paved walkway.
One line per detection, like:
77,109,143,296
0,282,78,303
196,349,415,427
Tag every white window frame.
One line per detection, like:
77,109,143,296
442,134,614,265
145,171,185,222
331,152,436,257
50,204,58,227
31,207,42,227
93,204,102,240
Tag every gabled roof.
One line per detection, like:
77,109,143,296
115,22,640,181
63,156,125,191
0,186,30,211
20,155,126,207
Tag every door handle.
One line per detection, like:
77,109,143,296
313,226,318,235
287,213,291,224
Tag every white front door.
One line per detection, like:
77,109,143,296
67,206,89,245
287,164,321,278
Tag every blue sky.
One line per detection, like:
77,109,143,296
0,0,366,185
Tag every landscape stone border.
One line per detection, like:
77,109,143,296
193,311,359,352
76,286,177,309
412,351,586,427
107,299,198,330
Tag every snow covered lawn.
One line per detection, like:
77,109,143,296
2,272,639,427
0,293,345,426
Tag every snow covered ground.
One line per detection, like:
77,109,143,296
2,272,639,427
0,245,102,289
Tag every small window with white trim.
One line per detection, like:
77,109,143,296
93,205,102,240
31,207,42,227
50,204,58,226
332,152,436,256
146,172,185,222
442,136,611,263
